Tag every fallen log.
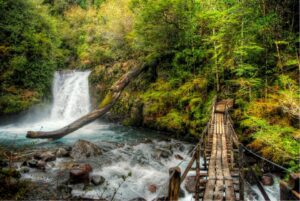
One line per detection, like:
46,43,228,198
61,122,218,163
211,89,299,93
26,62,148,139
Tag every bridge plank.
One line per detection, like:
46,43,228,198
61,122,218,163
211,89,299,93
214,114,224,200
222,114,235,201
203,114,217,200
202,102,237,201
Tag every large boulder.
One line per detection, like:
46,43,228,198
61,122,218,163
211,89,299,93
69,163,93,184
70,140,102,160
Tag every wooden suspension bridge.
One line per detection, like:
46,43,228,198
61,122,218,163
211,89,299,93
165,97,300,201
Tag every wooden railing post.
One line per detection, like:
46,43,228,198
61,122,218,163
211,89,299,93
203,136,207,170
195,144,201,201
280,173,300,200
168,167,181,201
238,144,245,201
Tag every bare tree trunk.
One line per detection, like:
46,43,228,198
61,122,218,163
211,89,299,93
26,63,147,139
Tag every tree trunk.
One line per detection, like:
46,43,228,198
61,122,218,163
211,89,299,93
26,63,147,139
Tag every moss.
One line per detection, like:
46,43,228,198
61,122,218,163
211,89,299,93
240,116,300,168
157,109,185,133
98,92,114,109
0,92,40,114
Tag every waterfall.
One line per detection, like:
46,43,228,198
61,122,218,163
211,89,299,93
50,71,91,122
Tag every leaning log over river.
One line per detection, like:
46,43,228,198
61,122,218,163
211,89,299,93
26,61,153,139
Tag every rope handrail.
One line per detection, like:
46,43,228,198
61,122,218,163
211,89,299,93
224,109,292,173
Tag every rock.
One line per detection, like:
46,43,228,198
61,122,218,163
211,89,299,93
152,197,167,201
129,101,144,126
0,167,21,178
57,184,72,199
56,148,69,157
47,162,55,168
37,160,46,170
159,149,172,158
129,198,147,201
179,188,185,198
34,151,56,162
8,177,18,185
19,167,30,173
174,143,185,152
69,183,85,191
185,176,196,193
261,174,274,186
147,184,157,193
28,159,38,168
70,140,102,160
142,138,153,144
131,150,149,165
21,161,28,167
65,146,72,151
175,154,184,160
91,175,105,186
0,159,8,167
69,163,93,184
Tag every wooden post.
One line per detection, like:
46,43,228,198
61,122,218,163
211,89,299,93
239,144,245,201
168,167,181,201
280,173,300,200
195,145,201,201
204,137,207,170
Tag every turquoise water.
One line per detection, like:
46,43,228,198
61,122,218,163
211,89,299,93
0,113,195,201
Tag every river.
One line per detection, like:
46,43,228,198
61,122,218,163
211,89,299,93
0,71,279,201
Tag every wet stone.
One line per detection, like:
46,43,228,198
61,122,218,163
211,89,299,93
34,151,56,162
152,197,167,201
19,167,30,173
1,167,21,178
175,154,184,160
159,149,173,159
129,198,147,201
69,183,85,191
185,176,196,193
91,175,105,186
70,140,102,160
147,184,157,193
261,174,274,186
0,159,8,167
69,163,93,184
28,159,38,168
57,184,72,199
56,148,69,157
37,160,46,170
179,188,185,198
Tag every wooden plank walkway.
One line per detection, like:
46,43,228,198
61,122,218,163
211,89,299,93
203,101,236,201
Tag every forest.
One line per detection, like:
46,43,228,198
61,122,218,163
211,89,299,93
0,0,299,200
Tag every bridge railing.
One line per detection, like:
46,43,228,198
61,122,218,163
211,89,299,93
166,96,217,201
224,105,300,201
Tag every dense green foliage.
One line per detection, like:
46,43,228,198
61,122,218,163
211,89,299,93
0,0,64,114
0,0,299,169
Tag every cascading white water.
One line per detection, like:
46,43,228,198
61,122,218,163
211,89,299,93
50,71,91,122
0,70,92,140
